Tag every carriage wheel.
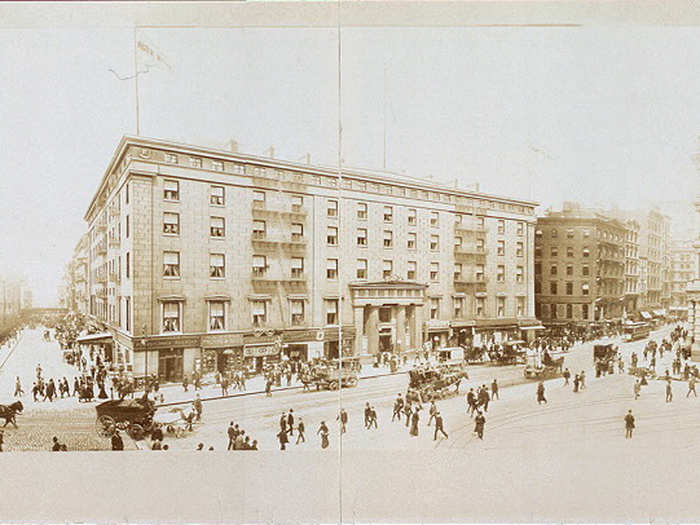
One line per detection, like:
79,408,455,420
96,415,116,438
328,380,339,390
346,376,358,387
127,423,145,441
166,424,176,435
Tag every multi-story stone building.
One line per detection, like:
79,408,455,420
622,219,640,316
0,277,26,330
65,233,89,314
670,239,695,319
82,136,539,380
535,203,626,325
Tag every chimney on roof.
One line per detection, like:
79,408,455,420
226,139,239,153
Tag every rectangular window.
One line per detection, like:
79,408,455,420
408,208,417,225
566,264,573,276
210,217,225,237
497,240,505,256
291,195,303,211
516,266,524,283
566,282,573,295
210,253,225,278
291,257,304,278
535,246,542,258
582,283,590,296
125,183,129,205
567,246,574,257
454,263,463,281
551,246,558,257
163,212,179,235
455,236,463,248
516,242,523,257
497,297,505,317
325,299,338,325
356,259,367,280
476,297,485,317
583,247,590,258
407,261,417,280
535,281,542,294
163,251,180,278
209,301,226,331
476,238,485,252
383,259,393,279
582,265,590,276
164,180,179,200
517,222,524,236
190,157,202,168
212,160,224,172
407,232,416,250
252,220,266,239
252,255,267,276
476,264,485,281
430,211,439,227
253,190,266,207
291,223,303,241
430,262,439,281
582,304,589,319
566,304,573,319
550,281,558,295
357,228,367,246
326,258,338,279
383,206,393,223
251,300,267,326
357,202,368,220
430,297,440,320
566,229,574,239
384,230,393,248
290,300,305,326
551,264,558,276
210,185,225,205
327,226,338,246
162,302,180,332
327,199,338,217
497,265,505,282
126,252,130,279
498,220,505,235
454,297,464,318
477,216,485,229
430,234,439,251
517,297,525,316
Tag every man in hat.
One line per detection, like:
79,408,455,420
624,409,635,439
392,393,404,422
193,394,203,422
287,409,295,436
474,410,486,440
666,379,673,403
433,411,448,440
227,421,236,450
688,376,697,398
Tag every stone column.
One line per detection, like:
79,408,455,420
367,306,379,356
413,303,424,349
396,306,407,353
353,306,364,356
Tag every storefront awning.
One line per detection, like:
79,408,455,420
639,311,652,320
520,324,545,330
76,332,112,344
670,306,688,312
653,309,667,317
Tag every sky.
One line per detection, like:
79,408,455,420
1,22,700,306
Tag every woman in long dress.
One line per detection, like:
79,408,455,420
409,409,419,437
318,421,329,449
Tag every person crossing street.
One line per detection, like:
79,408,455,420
433,411,448,440
687,376,697,398
537,381,547,405
666,380,673,403
624,410,635,439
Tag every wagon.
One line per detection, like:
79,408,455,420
523,354,564,380
313,364,359,390
95,397,156,441
405,363,470,403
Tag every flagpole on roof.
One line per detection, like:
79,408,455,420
134,26,141,136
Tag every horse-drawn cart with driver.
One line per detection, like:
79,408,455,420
95,396,156,441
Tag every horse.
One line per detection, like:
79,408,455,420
0,401,24,428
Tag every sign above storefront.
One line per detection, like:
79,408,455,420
243,344,278,357
201,333,245,348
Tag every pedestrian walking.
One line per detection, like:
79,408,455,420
265,380,272,397
491,379,499,400
624,409,635,439
478,385,490,412
433,411,448,440
193,394,203,422
666,380,673,403
182,375,189,392
337,408,348,434
318,421,329,449
404,401,412,427
280,412,288,435
409,407,420,437
573,374,579,393
474,410,485,439
537,381,547,405
580,371,586,390
14,377,24,397
364,402,371,429
276,428,289,450
111,430,124,451
688,376,698,397
466,389,476,416
427,400,437,427
368,406,378,429
287,409,295,436
227,421,236,450
296,418,306,444
392,393,404,422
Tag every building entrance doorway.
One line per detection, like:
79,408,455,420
379,334,393,352
158,349,183,383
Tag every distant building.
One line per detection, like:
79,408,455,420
79,136,539,380
535,202,627,325
670,239,695,319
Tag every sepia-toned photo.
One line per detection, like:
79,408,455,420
2,1,700,522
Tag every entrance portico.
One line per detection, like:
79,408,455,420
349,280,428,356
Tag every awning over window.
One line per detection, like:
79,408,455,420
639,311,651,320
653,309,667,317
76,332,112,344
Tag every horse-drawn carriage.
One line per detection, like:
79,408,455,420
594,343,618,377
405,363,470,403
95,396,156,441
489,341,527,366
523,351,564,379
301,359,360,391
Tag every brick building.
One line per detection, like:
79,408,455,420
65,233,89,314
535,203,627,325
82,136,538,381
669,239,695,319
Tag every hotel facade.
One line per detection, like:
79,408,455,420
82,136,539,381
